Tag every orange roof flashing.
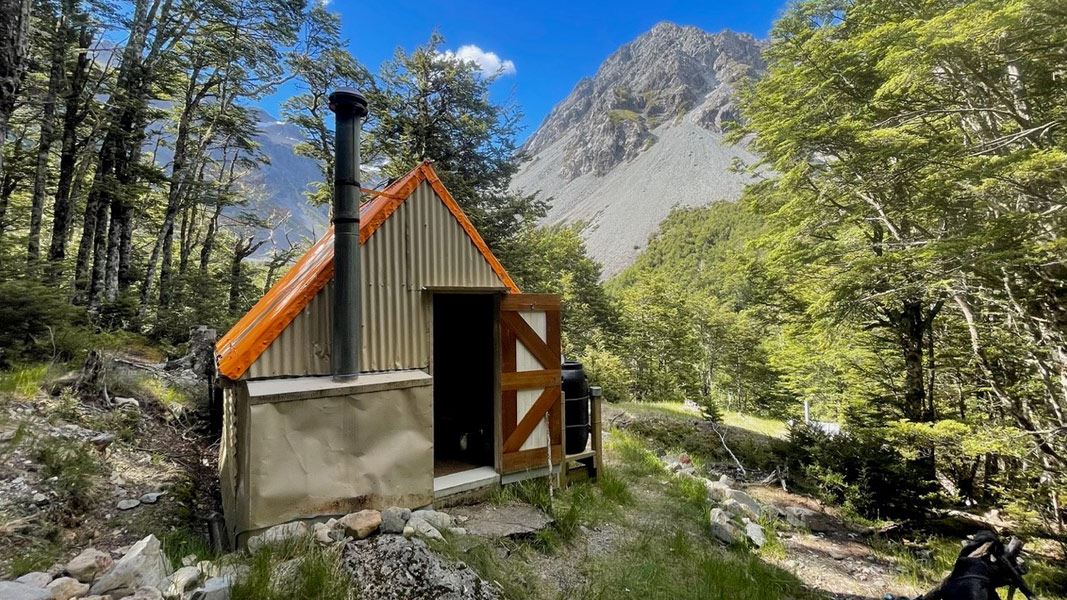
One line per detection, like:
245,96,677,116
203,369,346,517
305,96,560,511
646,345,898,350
215,162,519,380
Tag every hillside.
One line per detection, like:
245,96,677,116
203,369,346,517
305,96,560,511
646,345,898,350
511,23,764,276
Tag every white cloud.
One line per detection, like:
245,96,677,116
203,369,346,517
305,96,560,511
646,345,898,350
441,44,516,77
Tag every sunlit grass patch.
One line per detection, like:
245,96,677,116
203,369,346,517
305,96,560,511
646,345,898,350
722,411,789,439
616,401,701,420
608,428,665,478
0,364,51,399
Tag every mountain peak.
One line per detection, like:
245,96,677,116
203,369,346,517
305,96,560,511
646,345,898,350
512,23,764,276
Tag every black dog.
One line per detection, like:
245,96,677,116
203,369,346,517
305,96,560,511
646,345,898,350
915,531,1035,600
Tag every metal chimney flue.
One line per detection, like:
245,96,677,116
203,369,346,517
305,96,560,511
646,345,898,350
328,89,368,381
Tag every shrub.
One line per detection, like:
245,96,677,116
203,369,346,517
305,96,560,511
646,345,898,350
577,346,633,403
0,279,92,367
34,437,104,513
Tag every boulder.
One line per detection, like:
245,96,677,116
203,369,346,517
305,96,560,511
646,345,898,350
0,581,53,600
721,498,758,520
189,576,231,600
410,510,453,531
744,520,767,548
116,499,140,511
406,515,443,541
338,510,381,540
121,587,163,600
45,577,89,600
161,566,201,599
708,508,741,545
718,474,736,488
705,480,731,502
380,507,411,534
66,547,114,583
312,522,337,545
726,489,762,516
402,526,415,538
13,572,51,588
246,521,309,553
89,535,171,597
782,506,822,530
79,596,113,600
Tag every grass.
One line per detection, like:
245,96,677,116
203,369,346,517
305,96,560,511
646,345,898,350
573,530,817,600
9,540,63,577
162,527,217,569
228,535,355,600
616,401,701,419
608,109,641,123
0,363,52,399
722,411,789,440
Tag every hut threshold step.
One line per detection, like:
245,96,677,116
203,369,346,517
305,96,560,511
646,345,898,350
434,466,499,499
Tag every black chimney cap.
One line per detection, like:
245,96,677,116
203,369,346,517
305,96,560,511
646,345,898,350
328,88,368,118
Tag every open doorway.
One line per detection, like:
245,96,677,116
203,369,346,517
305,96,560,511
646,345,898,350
432,293,496,478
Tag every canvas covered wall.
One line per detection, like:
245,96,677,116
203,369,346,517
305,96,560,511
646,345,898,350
220,371,434,543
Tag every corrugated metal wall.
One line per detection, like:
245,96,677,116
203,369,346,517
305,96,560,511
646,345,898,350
247,181,507,378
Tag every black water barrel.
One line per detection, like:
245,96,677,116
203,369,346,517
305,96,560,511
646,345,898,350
562,361,591,454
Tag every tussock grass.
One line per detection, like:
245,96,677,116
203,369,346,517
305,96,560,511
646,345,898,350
608,429,665,478
229,535,354,600
162,527,217,568
0,364,51,399
616,401,700,419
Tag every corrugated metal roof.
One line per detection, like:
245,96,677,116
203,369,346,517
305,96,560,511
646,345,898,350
216,161,519,380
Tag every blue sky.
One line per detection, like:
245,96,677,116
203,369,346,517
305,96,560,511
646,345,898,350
259,0,788,143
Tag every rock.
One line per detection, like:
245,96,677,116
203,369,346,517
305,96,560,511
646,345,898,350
161,566,201,599
79,596,113,600
410,510,453,531
312,522,335,545
181,556,198,568
245,521,309,553
721,498,758,520
445,503,553,539
269,558,303,592
32,493,48,505
121,587,163,600
113,397,140,410
0,581,53,600
139,492,164,505
89,433,116,452
344,535,501,599
402,526,415,538
66,547,114,583
189,576,231,600
407,515,443,541
448,527,467,536
14,572,52,588
338,510,381,539
744,521,767,548
708,508,741,545
726,489,762,516
46,577,89,600
116,499,140,511
380,507,411,534
718,474,736,487
780,506,838,532
705,480,731,502
89,535,171,597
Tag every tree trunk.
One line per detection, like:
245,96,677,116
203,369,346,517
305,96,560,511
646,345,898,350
899,299,927,422
46,18,92,279
27,13,66,272
199,202,221,273
0,0,32,183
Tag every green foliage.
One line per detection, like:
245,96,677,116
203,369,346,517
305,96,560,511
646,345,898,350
576,347,633,403
507,224,623,357
607,109,640,123
369,32,546,255
0,279,91,366
0,364,51,399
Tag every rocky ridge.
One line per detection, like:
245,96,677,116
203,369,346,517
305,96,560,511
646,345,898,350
512,22,765,276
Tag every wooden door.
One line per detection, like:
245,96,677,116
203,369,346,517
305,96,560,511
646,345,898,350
500,294,562,474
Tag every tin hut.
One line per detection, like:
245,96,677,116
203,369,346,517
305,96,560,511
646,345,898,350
214,92,565,544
